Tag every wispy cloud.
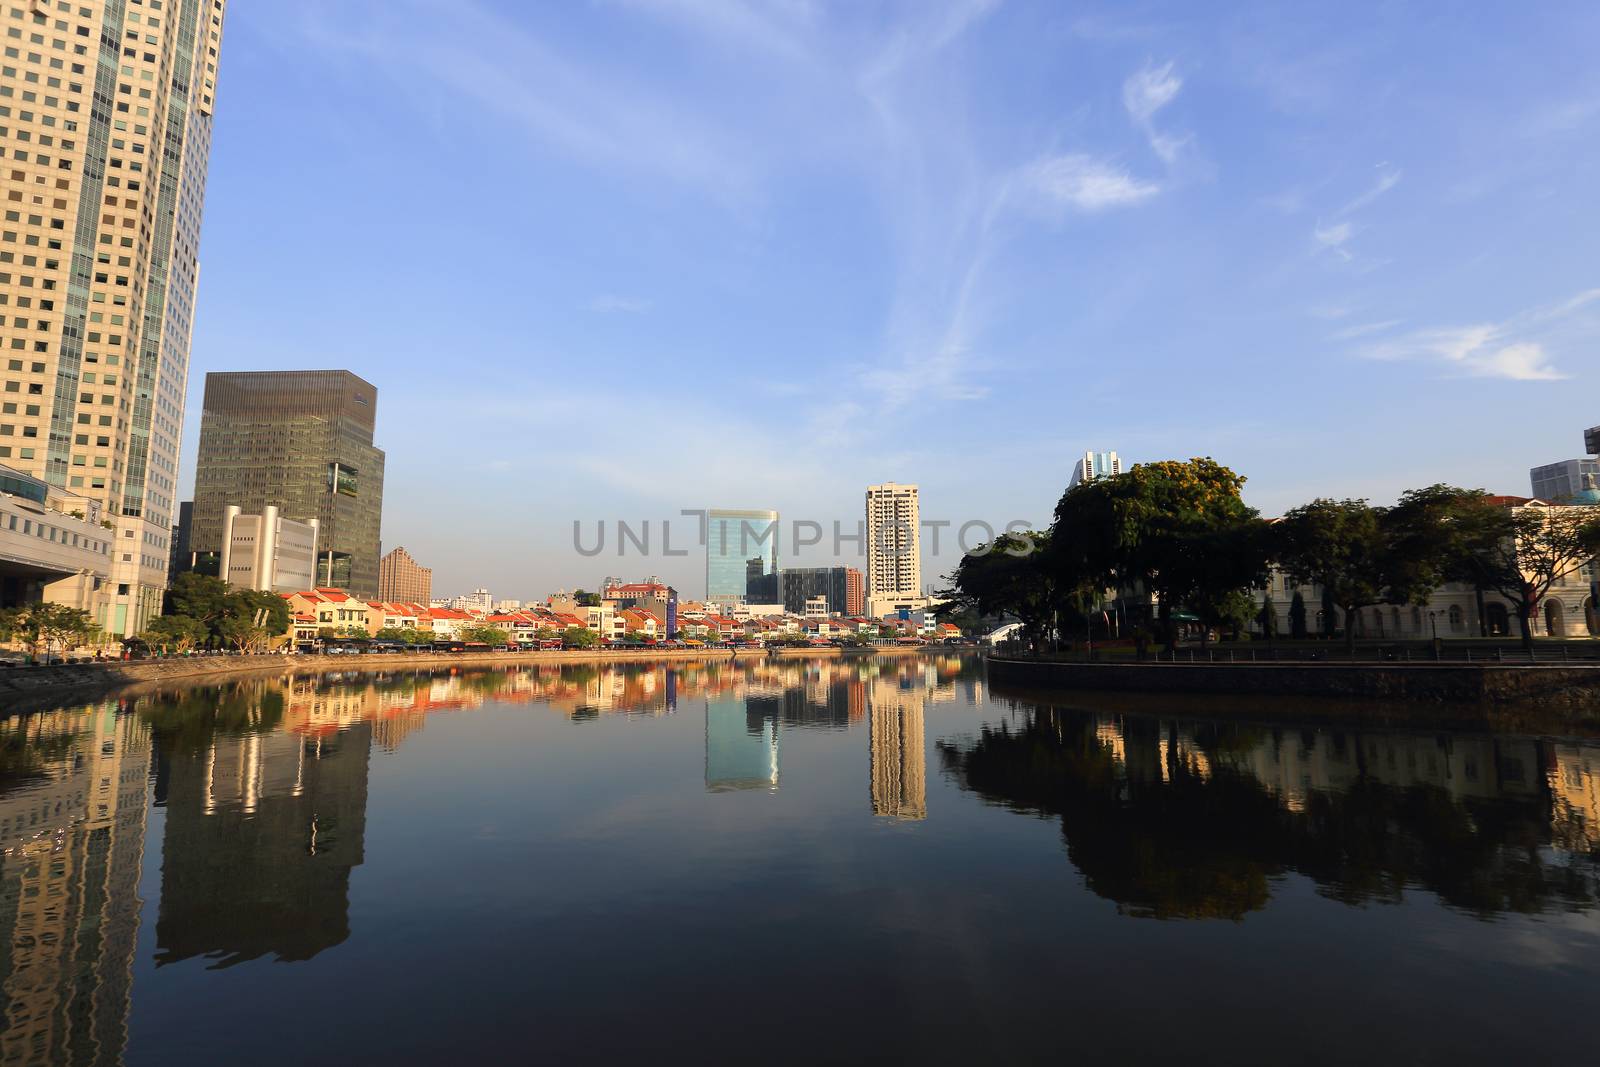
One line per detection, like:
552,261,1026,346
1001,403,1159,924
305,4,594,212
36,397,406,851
1312,220,1353,259
586,294,653,314
1026,155,1160,212
1312,164,1400,262
1356,289,1600,381
1122,60,1188,163
1337,165,1402,216
1329,318,1402,341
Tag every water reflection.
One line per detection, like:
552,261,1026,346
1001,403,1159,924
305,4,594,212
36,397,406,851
939,704,1600,920
1,655,1598,1064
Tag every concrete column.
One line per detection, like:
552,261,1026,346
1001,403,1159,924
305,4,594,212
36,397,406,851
219,505,241,587
258,505,279,592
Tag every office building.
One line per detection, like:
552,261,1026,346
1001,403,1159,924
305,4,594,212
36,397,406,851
218,504,318,593
781,566,851,616
378,545,431,604
0,463,111,609
865,483,920,600
1587,425,1600,456
706,508,779,604
170,500,194,579
0,2,228,634
1531,459,1600,502
1070,450,1121,488
190,371,385,597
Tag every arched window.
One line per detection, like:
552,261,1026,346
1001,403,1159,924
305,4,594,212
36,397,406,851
1586,597,1599,637
1485,603,1510,636
1448,604,1464,633
1411,607,1422,632
1545,599,1567,638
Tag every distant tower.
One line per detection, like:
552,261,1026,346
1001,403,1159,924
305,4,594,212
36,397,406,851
1070,450,1121,488
864,483,921,598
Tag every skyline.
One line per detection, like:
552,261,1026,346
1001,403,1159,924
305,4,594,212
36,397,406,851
179,0,1600,597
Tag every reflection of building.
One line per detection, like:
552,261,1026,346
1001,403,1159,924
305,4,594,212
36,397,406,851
705,699,779,792
0,710,151,1067
191,371,386,596
154,722,372,967
868,684,926,819
707,509,779,604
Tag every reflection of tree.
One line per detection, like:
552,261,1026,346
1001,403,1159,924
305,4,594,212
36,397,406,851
938,708,1600,921
139,681,285,754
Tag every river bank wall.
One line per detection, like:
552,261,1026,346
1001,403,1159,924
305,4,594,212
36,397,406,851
985,656,1600,731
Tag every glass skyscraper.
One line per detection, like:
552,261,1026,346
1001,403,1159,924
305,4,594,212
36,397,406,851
706,508,778,604
190,371,385,597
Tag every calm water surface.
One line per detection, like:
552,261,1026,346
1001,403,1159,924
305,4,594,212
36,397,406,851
2,654,1598,1065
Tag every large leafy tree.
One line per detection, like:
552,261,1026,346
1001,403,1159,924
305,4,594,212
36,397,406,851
1442,495,1600,650
142,615,208,654
460,624,511,646
1052,458,1265,653
2,603,97,662
562,626,601,649
166,572,231,631
942,531,1063,655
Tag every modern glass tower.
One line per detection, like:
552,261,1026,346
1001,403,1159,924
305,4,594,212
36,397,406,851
706,508,778,603
190,371,385,597
0,1,230,634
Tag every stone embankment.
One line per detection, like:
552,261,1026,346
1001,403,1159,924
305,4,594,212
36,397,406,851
985,656,1600,731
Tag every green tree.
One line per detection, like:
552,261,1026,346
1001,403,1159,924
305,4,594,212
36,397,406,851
1274,499,1393,654
3,602,97,662
562,626,600,649
460,624,510,646
1052,458,1264,654
142,614,208,654
1443,496,1600,650
943,531,1063,655
573,590,601,607
1257,593,1278,644
373,627,416,643
166,572,230,632
1288,591,1307,639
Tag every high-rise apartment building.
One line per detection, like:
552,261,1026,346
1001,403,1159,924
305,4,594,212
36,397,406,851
706,508,778,603
844,566,864,616
865,483,920,598
0,1,228,634
190,371,385,597
1070,450,1121,488
378,545,431,604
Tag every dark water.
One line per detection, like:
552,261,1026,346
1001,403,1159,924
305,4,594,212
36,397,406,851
1,655,1598,1066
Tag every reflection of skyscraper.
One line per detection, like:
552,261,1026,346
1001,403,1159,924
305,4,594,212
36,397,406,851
705,699,779,792
869,690,927,820
0,710,151,1067
155,723,372,967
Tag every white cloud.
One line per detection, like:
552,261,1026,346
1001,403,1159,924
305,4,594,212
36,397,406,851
1122,61,1181,122
1328,318,1402,341
1312,221,1351,248
1122,60,1188,164
1027,154,1160,212
1338,165,1402,216
1354,290,1600,381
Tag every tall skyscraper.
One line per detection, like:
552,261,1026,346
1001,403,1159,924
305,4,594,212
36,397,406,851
0,1,229,635
1070,450,1121,488
864,483,920,599
190,370,386,596
844,566,864,616
706,508,778,604
781,566,851,615
379,545,431,604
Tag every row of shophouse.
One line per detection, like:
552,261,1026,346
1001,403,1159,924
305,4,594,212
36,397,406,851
280,588,960,647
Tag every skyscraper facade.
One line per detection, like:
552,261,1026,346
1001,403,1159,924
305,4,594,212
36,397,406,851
0,1,229,634
781,566,851,615
864,483,920,598
190,371,385,597
706,508,778,603
1070,450,1121,488
844,566,864,616
379,545,431,604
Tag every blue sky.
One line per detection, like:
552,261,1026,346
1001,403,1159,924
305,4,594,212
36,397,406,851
182,0,1600,599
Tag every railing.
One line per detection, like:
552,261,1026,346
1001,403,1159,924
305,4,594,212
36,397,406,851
993,642,1600,666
